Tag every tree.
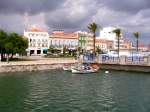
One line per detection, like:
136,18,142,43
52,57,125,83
88,22,98,55
5,42,13,63
63,46,67,55
0,30,7,61
133,32,140,51
113,28,121,58
6,33,28,58
0,30,28,62
96,47,105,54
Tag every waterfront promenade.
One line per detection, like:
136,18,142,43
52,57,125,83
0,56,77,73
0,56,77,66
0,55,149,73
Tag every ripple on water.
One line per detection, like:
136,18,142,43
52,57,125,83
0,70,150,112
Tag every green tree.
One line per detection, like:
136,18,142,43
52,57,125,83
133,32,140,51
5,42,13,63
49,45,54,53
96,47,105,54
7,33,28,58
17,37,28,56
88,22,98,55
113,28,121,58
0,30,28,61
63,46,66,55
0,30,7,61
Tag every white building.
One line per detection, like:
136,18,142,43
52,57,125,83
24,27,49,55
49,30,78,49
76,31,93,51
99,27,125,50
95,39,114,52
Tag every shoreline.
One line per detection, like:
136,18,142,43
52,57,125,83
0,57,77,73
0,62,149,73
100,64,150,73
0,57,149,73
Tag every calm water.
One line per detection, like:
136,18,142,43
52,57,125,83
0,70,150,112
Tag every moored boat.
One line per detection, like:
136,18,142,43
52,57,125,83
63,65,71,71
63,64,76,71
71,64,99,74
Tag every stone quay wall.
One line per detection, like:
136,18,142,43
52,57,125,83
99,64,150,72
0,63,67,73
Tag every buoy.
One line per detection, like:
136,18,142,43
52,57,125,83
105,71,109,73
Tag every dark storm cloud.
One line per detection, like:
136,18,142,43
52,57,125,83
0,0,150,45
101,0,150,14
45,0,99,30
0,0,65,14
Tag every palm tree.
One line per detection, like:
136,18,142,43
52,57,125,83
113,28,121,58
133,32,140,51
88,22,98,55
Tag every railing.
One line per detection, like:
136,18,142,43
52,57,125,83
99,55,149,66
78,54,150,66
125,56,148,65
101,55,120,64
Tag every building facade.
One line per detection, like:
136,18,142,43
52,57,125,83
76,31,93,51
99,27,125,50
49,30,78,49
95,39,114,52
24,27,49,56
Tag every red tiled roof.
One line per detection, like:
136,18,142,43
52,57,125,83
95,39,113,43
50,31,78,39
28,27,45,32
138,43,146,47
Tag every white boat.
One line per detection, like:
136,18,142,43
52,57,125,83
71,64,99,74
63,64,76,71
63,65,71,71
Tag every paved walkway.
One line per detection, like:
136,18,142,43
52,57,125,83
0,57,77,66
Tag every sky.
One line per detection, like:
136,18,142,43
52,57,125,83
0,0,150,45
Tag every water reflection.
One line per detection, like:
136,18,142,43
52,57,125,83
0,70,150,112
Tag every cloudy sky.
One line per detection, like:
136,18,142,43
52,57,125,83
0,0,150,45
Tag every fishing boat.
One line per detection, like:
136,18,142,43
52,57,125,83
63,65,71,71
71,64,99,74
63,64,76,71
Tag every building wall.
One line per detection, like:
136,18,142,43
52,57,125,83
49,38,78,48
49,31,78,49
99,27,117,41
96,39,114,52
76,31,92,50
24,30,49,55
99,27,125,50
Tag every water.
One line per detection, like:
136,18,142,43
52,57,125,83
0,70,150,112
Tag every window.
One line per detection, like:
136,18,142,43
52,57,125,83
38,43,41,47
55,40,57,46
45,44,48,47
50,40,52,45
33,44,36,47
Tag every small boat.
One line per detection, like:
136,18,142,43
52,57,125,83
63,64,76,71
63,65,71,71
71,64,99,74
